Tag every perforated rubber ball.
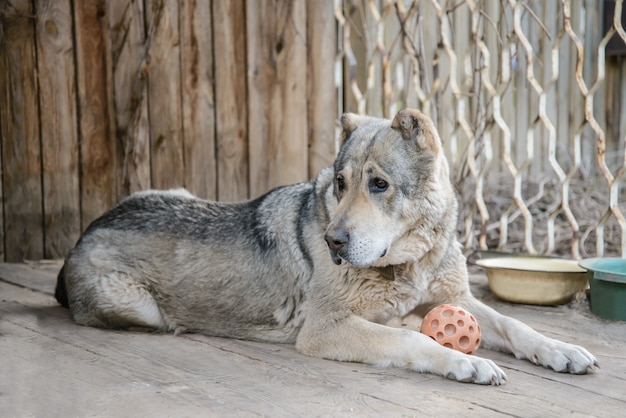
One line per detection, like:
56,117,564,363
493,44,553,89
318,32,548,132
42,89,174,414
419,304,481,355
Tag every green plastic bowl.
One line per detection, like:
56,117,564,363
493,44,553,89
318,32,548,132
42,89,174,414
579,258,626,321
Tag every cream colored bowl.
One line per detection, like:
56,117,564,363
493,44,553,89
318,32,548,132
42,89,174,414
475,256,588,305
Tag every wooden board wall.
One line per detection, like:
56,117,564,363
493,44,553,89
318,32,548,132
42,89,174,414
0,0,44,261
0,0,337,262
246,0,309,196
180,0,217,200
213,0,249,202
73,0,117,232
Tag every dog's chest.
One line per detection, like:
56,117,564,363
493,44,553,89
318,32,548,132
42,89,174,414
343,269,431,324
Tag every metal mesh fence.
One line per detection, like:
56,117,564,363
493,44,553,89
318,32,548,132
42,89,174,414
335,0,626,258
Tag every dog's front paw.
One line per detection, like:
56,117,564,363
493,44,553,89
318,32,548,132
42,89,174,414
443,356,507,385
528,340,598,374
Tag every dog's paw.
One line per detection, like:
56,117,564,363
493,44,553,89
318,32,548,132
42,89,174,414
528,340,598,374
443,356,507,385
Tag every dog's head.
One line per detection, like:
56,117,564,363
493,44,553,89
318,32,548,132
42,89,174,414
323,108,456,267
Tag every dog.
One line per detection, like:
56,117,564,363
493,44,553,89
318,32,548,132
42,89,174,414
55,108,598,384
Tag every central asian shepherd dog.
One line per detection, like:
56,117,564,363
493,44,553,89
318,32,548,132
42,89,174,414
55,108,598,384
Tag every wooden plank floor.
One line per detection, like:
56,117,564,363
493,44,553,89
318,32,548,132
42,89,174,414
1,261,625,417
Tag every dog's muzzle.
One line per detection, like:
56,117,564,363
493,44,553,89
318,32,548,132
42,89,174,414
324,227,348,265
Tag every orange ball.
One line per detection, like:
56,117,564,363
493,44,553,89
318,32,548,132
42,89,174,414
420,304,481,355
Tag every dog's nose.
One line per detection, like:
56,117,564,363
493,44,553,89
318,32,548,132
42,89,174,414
325,227,349,252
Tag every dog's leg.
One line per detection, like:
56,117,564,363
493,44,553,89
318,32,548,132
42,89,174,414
71,272,170,331
296,314,507,384
458,297,598,374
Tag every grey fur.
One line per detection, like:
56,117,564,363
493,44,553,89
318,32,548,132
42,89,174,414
57,109,597,384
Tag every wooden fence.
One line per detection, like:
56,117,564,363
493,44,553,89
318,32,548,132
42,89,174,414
0,0,337,261
2,0,626,262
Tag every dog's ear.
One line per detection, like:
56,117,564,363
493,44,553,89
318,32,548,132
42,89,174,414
391,108,441,153
340,113,358,133
339,113,370,144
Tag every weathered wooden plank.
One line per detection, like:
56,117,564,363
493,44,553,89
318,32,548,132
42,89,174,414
619,59,626,153
0,260,61,293
432,0,456,166
0,116,3,262
107,0,150,196
0,0,44,262
213,0,249,202
541,0,558,175
145,0,184,190
180,0,217,200
34,0,81,258
566,0,588,164
451,1,472,177
526,0,543,178
341,0,367,115
0,306,222,417
513,10,530,171
73,0,117,229
307,0,337,178
497,4,515,181
484,0,502,171
364,0,383,117
246,0,308,196
556,0,571,175
604,59,620,153
421,0,440,127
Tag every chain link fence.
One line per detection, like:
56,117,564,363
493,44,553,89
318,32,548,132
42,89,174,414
335,0,626,258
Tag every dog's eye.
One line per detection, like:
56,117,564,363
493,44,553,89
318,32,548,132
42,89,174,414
336,175,345,192
370,178,389,192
